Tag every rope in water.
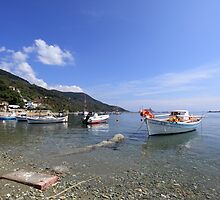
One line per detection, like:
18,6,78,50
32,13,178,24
136,118,145,132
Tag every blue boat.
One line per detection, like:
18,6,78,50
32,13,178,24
0,112,16,120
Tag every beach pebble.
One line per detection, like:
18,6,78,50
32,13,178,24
51,165,69,174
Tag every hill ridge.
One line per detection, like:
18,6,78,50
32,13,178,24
0,69,126,112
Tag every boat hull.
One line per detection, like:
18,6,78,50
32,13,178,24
145,118,201,136
27,116,68,124
0,116,16,120
87,119,108,124
16,116,27,121
83,114,109,124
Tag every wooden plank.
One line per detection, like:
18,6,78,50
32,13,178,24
1,170,58,190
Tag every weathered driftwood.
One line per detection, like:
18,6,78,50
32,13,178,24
0,170,58,190
60,134,125,156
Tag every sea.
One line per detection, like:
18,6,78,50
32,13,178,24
0,112,220,192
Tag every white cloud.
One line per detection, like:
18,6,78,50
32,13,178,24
35,39,74,65
49,85,83,92
23,46,35,53
154,65,220,88
86,64,220,111
0,46,6,52
16,62,34,77
15,62,48,88
121,96,220,112
13,51,28,63
136,65,220,96
0,39,82,93
0,61,13,72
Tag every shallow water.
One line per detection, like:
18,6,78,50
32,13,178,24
0,112,220,187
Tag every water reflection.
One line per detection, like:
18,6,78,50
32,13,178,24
26,122,68,132
142,131,197,154
87,123,109,133
0,120,69,147
0,120,16,130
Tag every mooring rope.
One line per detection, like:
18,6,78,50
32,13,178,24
136,118,146,132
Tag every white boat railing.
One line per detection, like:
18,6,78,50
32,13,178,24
154,114,170,117
154,114,203,118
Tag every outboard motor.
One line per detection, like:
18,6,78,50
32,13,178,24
82,112,92,124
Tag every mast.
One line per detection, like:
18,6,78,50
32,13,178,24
84,94,87,112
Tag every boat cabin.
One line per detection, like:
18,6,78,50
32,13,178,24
170,110,190,121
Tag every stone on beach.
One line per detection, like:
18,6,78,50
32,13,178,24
50,165,70,174
89,133,125,148
61,133,125,156
111,133,125,143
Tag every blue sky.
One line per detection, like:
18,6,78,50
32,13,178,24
1,0,220,111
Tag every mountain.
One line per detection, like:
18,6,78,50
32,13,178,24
0,69,127,112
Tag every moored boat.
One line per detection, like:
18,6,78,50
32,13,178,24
27,115,68,124
16,113,27,121
140,109,202,136
0,112,16,120
83,112,109,124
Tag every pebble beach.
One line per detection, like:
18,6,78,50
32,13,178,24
1,150,219,200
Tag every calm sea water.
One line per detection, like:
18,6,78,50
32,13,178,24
0,112,220,186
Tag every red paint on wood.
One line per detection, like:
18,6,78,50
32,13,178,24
1,170,58,190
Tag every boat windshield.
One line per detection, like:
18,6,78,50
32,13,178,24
170,111,187,116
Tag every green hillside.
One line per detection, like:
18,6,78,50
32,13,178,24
0,69,126,112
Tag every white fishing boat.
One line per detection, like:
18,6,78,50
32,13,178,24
83,112,109,124
140,109,202,136
16,113,27,121
27,115,68,124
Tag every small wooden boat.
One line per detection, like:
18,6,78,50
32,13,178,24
27,115,68,124
140,109,202,136
83,112,109,124
0,112,16,120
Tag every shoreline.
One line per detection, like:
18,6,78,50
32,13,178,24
0,149,219,200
